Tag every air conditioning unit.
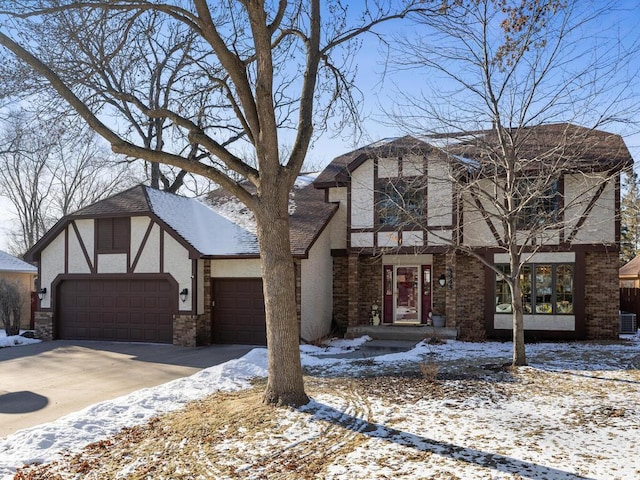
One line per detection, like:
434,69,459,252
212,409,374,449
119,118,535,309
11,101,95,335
620,313,637,335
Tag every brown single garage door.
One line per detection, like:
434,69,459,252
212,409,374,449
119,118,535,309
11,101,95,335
212,278,266,345
57,278,175,343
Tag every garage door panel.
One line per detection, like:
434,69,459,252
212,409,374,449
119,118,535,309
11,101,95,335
57,279,175,343
212,278,266,345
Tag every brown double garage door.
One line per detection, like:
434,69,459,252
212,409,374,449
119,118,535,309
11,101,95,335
56,277,267,346
57,278,175,343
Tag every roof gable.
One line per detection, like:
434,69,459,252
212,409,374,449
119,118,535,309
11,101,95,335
315,124,633,188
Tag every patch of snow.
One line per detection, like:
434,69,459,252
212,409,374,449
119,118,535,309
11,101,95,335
146,187,259,255
3,339,640,479
0,349,268,478
0,330,40,348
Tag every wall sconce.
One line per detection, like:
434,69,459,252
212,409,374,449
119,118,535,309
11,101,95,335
37,287,47,301
438,274,446,288
179,288,189,303
447,267,453,290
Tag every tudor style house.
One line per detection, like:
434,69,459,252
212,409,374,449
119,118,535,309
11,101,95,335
314,124,632,340
25,123,631,346
25,178,338,346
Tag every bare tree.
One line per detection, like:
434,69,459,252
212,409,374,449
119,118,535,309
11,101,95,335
0,279,23,336
0,109,133,255
385,0,638,365
620,172,640,265
0,1,434,405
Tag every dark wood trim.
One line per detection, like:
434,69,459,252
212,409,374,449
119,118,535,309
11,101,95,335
331,249,348,257
558,177,566,244
159,228,165,273
565,180,608,244
373,157,379,249
346,182,352,250
615,174,621,245
71,221,95,274
484,259,496,336
64,226,69,274
130,219,155,273
574,250,586,339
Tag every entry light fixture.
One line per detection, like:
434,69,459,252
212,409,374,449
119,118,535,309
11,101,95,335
37,287,47,301
438,274,446,288
179,288,189,303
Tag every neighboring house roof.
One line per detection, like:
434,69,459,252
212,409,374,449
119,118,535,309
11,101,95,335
26,175,336,261
314,123,633,188
0,250,37,274
620,255,640,277
204,173,338,257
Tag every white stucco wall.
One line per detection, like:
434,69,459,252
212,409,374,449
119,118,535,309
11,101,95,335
350,159,374,229
97,254,127,273
427,159,453,227
164,232,193,311
328,187,347,249
564,174,615,244
210,258,262,277
351,232,374,248
403,155,424,177
300,218,334,341
132,221,161,273
75,219,94,261
378,157,399,178
40,233,65,309
68,225,91,274
494,314,575,331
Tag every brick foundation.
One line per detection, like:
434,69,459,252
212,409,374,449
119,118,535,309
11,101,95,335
34,311,53,341
173,315,198,347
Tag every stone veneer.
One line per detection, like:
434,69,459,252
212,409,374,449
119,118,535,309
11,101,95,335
584,250,619,339
173,314,198,347
34,311,54,341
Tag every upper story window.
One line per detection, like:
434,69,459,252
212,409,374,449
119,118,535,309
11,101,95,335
376,178,424,227
96,217,130,253
514,179,560,228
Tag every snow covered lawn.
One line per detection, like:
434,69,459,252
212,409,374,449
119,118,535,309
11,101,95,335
4,335,640,479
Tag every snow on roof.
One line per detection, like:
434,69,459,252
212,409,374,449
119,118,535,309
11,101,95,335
145,187,259,256
0,250,37,273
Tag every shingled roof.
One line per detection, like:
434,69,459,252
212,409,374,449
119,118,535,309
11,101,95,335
27,176,337,262
204,174,337,257
0,250,37,273
314,124,633,188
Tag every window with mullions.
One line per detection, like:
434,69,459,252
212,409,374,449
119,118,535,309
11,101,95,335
514,179,560,228
495,263,573,315
376,179,424,227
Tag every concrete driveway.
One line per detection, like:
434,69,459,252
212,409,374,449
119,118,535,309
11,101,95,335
0,340,255,439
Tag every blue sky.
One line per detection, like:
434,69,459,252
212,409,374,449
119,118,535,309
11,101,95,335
304,0,640,167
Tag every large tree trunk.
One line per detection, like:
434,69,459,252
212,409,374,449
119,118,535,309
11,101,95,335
255,194,308,407
511,271,527,366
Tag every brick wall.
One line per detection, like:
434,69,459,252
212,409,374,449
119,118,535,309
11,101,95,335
584,250,619,339
452,253,486,341
357,256,382,325
347,255,360,327
332,255,349,333
199,259,212,345
34,311,53,341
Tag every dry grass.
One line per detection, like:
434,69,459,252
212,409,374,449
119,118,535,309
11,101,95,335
13,349,640,480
